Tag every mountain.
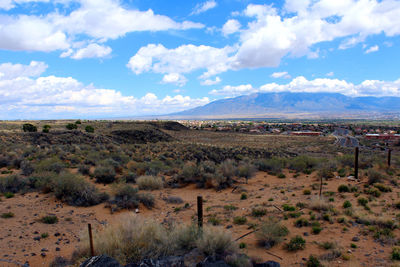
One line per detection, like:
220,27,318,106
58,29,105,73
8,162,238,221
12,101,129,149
168,92,400,119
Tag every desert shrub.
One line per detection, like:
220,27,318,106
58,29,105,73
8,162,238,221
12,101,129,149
85,125,94,133
219,159,237,179
66,123,78,130
233,216,247,225
256,218,288,249
41,215,58,224
77,214,237,264
237,161,256,179
137,192,155,208
137,175,163,190
303,189,311,195
252,207,267,217
29,171,55,193
53,173,108,206
367,169,385,185
392,247,400,260
277,173,286,178
124,172,137,183
199,160,216,174
94,166,116,184
282,204,296,211
42,125,51,133
196,227,237,257
1,212,14,218
0,175,27,193
337,154,354,168
294,218,309,227
374,183,391,192
254,157,285,174
306,255,323,267
3,192,14,198
225,254,252,267
365,188,381,197
343,200,352,209
309,197,332,211
112,184,139,209
78,164,90,175
338,184,350,193
179,162,200,183
338,168,346,177
285,236,306,251
208,216,221,226
288,155,319,172
35,157,65,174
240,192,247,200
22,123,37,132
358,197,368,206
20,160,34,176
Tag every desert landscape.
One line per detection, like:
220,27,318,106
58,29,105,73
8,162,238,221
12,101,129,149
0,120,399,267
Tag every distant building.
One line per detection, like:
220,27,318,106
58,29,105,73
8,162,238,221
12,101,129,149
291,131,322,136
365,134,400,140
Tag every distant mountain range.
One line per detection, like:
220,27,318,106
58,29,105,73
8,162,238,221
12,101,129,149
166,92,400,119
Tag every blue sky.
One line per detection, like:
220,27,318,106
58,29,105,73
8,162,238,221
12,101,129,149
0,0,400,119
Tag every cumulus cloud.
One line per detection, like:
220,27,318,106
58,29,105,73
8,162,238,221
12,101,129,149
201,76,221,86
222,19,241,36
0,0,203,55
271,71,291,79
129,0,400,79
0,61,209,119
209,76,400,97
68,43,112,60
127,44,236,79
161,73,188,87
191,0,217,15
365,45,379,54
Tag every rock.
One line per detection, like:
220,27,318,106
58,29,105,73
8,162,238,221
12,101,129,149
40,252,46,257
54,232,61,237
254,261,281,267
303,232,309,236
226,225,233,229
56,247,61,251
197,260,230,267
80,255,122,267
352,236,360,242
33,236,41,241
135,208,139,213
125,256,185,267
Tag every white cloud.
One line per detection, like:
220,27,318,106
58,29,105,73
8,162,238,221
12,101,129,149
271,71,291,79
222,19,241,36
0,61,209,119
326,71,334,77
201,76,221,86
69,43,112,60
161,73,188,87
365,45,379,54
0,0,203,54
209,76,400,97
209,84,254,96
127,44,236,79
0,61,48,79
191,0,217,15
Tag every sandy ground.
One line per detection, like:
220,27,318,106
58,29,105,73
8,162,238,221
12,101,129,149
1,170,399,267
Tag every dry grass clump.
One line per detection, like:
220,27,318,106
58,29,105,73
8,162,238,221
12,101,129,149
76,214,238,265
256,217,289,249
0,175,27,194
136,175,163,190
309,196,332,212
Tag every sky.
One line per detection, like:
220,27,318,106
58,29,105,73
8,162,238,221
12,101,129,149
1,0,400,119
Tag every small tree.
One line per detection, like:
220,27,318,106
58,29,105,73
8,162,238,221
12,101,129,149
22,123,37,132
66,123,78,130
85,125,94,133
42,125,51,133
75,120,82,124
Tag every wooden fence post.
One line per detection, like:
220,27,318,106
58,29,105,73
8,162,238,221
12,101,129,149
197,196,203,229
88,224,94,257
388,149,391,168
354,147,359,180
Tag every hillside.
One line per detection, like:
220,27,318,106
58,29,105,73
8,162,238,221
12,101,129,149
169,92,400,119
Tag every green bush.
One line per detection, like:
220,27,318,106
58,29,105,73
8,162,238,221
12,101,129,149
1,212,14,218
22,123,37,132
256,218,288,249
392,247,400,260
94,166,116,184
42,125,51,133
137,176,163,190
306,255,323,267
0,175,27,193
374,183,391,192
85,125,95,133
233,216,247,225
282,204,296,211
53,173,108,206
112,184,139,210
240,192,248,200
303,189,311,195
294,218,309,227
41,215,58,224
367,169,385,185
66,123,78,130
254,157,285,174
343,200,352,209
338,184,350,193
219,159,237,179
285,235,306,251
358,197,368,206
237,161,256,179
251,207,267,217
